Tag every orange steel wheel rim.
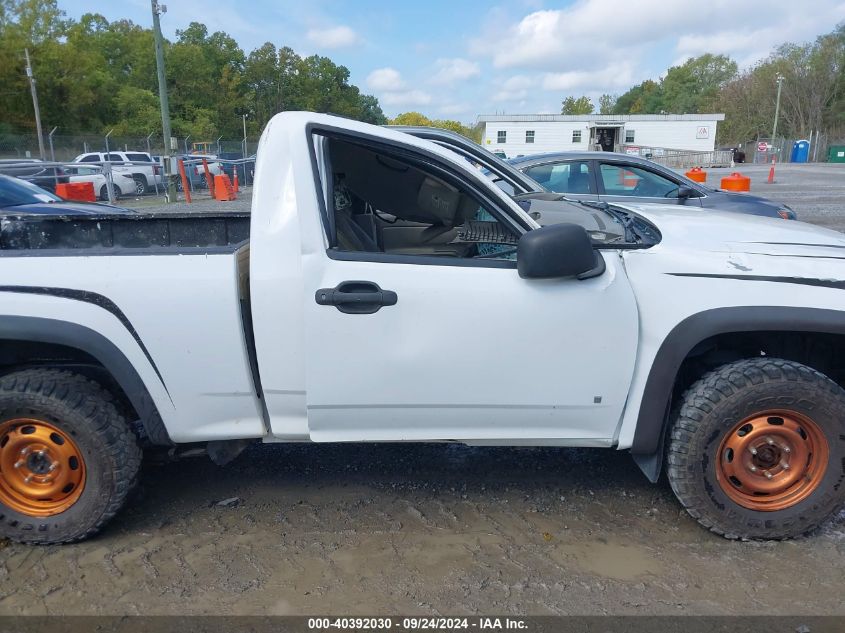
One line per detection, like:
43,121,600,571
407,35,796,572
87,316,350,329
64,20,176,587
716,410,828,511
0,419,86,517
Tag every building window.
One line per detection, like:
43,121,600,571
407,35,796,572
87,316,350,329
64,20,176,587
497,130,507,144
572,130,582,143
625,129,635,144
525,130,535,143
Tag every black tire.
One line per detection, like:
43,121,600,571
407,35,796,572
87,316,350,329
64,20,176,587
667,358,845,540
132,175,147,195
99,184,122,201
0,369,141,544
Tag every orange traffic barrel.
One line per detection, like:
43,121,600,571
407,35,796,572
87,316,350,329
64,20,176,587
720,172,750,192
55,182,96,202
213,174,237,201
685,167,707,183
619,168,639,188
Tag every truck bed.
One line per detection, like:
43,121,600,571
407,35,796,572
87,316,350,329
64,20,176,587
0,211,250,253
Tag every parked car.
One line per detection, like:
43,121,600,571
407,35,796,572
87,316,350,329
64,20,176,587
171,154,226,190
0,158,68,192
0,112,843,546
73,151,161,194
218,152,255,184
508,151,796,219
0,174,134,215
64,165,138,200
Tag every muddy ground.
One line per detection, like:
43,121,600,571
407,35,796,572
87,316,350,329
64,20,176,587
1,162,844,616
1,444,844,616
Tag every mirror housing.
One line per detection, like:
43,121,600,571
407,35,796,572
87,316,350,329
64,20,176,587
517,223,605,280
677,185,695,201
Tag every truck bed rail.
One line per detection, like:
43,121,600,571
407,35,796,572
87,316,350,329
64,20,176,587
0,211,249,253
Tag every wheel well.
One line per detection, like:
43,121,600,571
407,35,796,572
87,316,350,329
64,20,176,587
0,339,154,445
631,307,845,482
673,330,845,407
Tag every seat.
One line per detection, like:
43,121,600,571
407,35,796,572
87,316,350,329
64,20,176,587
568,170,592,194
335,208,380,252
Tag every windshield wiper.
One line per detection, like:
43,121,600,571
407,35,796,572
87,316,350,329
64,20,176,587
555,196,643,243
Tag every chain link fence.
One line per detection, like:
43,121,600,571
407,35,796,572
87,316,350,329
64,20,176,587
0,132,261,162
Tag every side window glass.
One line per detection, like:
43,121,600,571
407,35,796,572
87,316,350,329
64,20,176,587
524,161,593,194
80,155,99,163
599,163,680,198
316,135,519,262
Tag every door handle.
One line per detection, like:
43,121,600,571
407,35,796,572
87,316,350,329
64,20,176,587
315,281,398,314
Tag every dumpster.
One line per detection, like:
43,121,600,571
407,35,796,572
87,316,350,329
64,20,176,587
790,140,810,163
829,145,845,163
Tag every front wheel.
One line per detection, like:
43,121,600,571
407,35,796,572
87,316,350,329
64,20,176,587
0,369,142,544
667,358,845,539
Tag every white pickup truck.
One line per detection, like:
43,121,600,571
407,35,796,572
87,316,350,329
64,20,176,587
0,112,843,544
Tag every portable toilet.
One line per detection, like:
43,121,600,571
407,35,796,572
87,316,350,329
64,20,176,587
790,139,810,163
829,145,845,163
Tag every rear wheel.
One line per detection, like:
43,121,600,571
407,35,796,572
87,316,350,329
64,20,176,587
99,184,123,201
132,175,147,195
667,358,845,539
0,369,141,544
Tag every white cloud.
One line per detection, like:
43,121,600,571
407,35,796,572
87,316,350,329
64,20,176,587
430,58,481,85
381,89,433,107
492,74,536,101
366,67,406,91
470,0,845,95
306,25,359,48
542,61,636,92
366,67,431,108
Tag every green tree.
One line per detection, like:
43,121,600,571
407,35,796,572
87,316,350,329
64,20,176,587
661,54,737,114
561,95,594,114
598,94,616,114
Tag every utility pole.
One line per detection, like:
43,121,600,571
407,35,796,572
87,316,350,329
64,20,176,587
24,49,46,160
242,114,248,158
151,0,176,201
771,74,784,150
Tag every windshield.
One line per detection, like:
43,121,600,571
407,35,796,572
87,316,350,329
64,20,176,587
0,175,62,206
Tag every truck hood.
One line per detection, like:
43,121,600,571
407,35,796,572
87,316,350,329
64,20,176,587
618,202,845,256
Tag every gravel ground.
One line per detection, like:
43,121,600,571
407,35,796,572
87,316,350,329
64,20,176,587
688,162,845,231
1,163,843,617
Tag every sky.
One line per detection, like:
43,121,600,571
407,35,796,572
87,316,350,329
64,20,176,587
61,0,845,122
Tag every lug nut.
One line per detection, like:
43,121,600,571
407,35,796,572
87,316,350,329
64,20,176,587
780,462,790,470
13,460,24,469
749,447,758,455
48,461,58,472
23,474,33,483
766,437,775,445
764,471,773,479
750,465,757,472
782,446,791,453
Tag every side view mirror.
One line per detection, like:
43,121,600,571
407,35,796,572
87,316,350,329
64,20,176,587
517,223,606,280
677,185,695,199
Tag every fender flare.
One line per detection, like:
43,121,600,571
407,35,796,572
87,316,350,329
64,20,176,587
0,315,172,445
630,306,845,481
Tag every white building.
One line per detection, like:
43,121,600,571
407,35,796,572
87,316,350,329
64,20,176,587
477,114,725,158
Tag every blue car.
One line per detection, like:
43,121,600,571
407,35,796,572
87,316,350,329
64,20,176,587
0,174,134,215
